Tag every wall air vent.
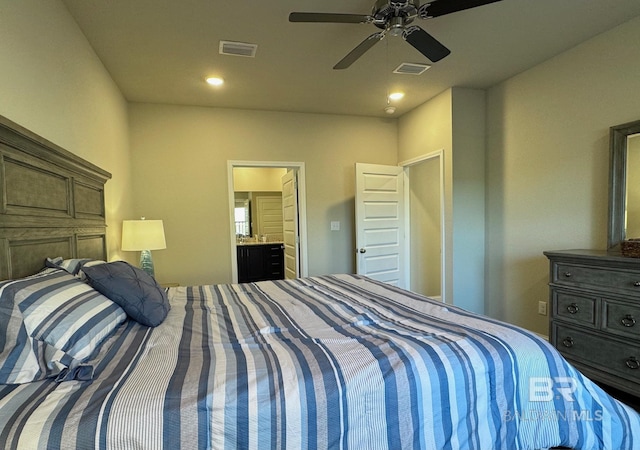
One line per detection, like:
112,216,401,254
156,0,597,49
219,41,258,58
393,62,431,75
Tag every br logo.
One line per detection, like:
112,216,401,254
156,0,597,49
529,377,577,402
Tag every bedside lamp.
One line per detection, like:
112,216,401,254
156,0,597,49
121,218,166,277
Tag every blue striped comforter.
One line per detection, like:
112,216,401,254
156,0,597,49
1,274,639,449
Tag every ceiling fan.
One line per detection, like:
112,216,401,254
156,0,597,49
289,0,502,69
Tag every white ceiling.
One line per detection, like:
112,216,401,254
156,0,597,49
61,0,640,118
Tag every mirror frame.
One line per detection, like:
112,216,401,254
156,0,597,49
608,119,640,250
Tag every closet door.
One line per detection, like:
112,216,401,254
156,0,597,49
355,163,408,288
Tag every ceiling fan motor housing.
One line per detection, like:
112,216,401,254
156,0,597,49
372,0,420,30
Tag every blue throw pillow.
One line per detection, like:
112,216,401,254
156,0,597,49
82,261,170,327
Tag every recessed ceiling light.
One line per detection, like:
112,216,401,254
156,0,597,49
206,77,224,86
388,92,405,101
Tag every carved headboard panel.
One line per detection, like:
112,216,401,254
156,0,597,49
0,115,111,280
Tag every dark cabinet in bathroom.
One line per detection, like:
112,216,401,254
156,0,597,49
237,243,284,283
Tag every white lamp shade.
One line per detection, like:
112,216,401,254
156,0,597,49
122,220,166,251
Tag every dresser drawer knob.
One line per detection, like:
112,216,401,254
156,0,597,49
626,356,640,370
562,337,574,348
621,315,637,327
563,272,572,278
566,303,579,314
634,282,640,287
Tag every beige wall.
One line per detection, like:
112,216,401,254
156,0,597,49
399,88,486,313
409,158,441,297
399,90,453,301
451,89,486,313
233,167,288,192
485,15,640,335
0,0,133,261
128,103,397,286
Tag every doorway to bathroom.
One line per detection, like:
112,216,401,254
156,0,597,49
227,161,308,283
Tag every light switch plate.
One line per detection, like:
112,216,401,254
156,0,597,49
330,221,340,231
538,301,547,316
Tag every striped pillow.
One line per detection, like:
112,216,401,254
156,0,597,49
45,257,106,280
0,269,126,384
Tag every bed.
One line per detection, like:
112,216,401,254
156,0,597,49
1,115,640,449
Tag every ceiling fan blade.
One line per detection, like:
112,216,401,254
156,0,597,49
333,32,385,70
403,26,450,62
419,0,502,18
289,12,372,24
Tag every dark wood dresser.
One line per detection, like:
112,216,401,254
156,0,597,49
544,249,640,396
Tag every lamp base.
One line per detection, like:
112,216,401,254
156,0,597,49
139,250,155,277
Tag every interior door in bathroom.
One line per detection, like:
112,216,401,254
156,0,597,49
255,195,283,238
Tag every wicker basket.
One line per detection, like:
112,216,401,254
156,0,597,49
621,239,640,258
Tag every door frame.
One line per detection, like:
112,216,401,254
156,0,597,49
227,160,308,283
399,149,447,303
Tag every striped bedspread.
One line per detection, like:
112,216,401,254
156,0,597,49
1,274,639,449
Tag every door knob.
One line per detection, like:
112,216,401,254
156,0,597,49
359,248,367,253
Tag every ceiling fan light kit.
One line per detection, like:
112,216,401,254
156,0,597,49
289,0,502,70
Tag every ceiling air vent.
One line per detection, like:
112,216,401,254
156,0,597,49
393,62,431,75
219,41,258,58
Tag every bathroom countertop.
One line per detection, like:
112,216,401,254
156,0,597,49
236,241,284,246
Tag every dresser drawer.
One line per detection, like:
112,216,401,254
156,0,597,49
603,298,640,339
552,290,597,327
553,262,640,294
552,323,640,384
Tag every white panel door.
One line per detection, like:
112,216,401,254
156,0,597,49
256,195,283,237
355,163,408,288
282,170,299,279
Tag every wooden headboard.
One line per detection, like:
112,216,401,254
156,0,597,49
0,115,111,280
